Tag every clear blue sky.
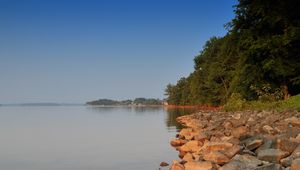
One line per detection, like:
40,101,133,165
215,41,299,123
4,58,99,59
0,0,237,103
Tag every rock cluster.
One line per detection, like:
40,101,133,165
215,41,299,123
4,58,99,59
169,110,300,170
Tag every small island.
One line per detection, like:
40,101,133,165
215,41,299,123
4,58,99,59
86,98,163,106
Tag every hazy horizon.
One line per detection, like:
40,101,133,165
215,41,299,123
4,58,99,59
0,0,236,103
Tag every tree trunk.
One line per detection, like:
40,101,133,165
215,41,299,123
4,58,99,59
283,85,289,100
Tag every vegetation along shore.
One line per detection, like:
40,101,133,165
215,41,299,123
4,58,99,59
162,0,300,169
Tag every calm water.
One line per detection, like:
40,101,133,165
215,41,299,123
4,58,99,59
0,106,196,170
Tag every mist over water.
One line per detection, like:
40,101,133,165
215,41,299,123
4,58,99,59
0,106,195,170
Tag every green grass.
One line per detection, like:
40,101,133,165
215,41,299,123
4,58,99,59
224,94,300,112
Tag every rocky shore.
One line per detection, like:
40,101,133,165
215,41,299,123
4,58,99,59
168,110,300,170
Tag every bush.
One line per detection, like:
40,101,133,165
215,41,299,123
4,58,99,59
224,93,246,111
278,94,300,111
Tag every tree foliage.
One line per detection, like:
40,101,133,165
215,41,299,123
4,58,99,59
165,0,300,105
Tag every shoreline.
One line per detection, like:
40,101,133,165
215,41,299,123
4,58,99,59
167,109,300,170
164,105,223,111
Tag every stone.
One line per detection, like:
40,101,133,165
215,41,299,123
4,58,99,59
184,161,214,170
285,117,300,128
280,156,293,167
256,139,276,154
192,153,202,161
252,163,284,170
223,144,241,159
232,113,241,120
230,119,246,128
246,139,264,151
183,153,194,162
180,141,201,152
263,125,274,134
170,160,185,170
282,127,300,138
257,149,289,163
291,158,300,170
220,154,263,170
160,161,169,167
178,150,187,159
171,139,186,147
276,138,300,154
223,121,233,130
203,151,230,165
179,128,193,140
202,142,233,152
296,134,300,141
232,126,248,139
292,145,300,158
194,132,209,142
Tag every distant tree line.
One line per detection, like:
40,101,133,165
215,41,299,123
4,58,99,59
86,98,163,106
165,0,300,106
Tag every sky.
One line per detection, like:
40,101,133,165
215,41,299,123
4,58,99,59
0,0,237,104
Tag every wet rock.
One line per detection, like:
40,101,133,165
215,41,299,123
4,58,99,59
291,158,300,170
184,161,214,170
257,149,289,163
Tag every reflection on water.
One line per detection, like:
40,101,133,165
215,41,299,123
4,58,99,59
0,106,196,170
164,108,198,131
87,106,197,131
86,106,163,114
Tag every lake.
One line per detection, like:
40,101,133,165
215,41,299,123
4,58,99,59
0,106,196,170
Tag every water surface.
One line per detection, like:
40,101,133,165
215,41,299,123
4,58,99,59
0,106,196,170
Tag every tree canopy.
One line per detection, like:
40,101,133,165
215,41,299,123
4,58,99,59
165,0,300,106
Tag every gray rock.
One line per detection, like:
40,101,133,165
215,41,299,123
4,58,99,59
220,154,262,170
253,163,284,170
257,149,289,163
